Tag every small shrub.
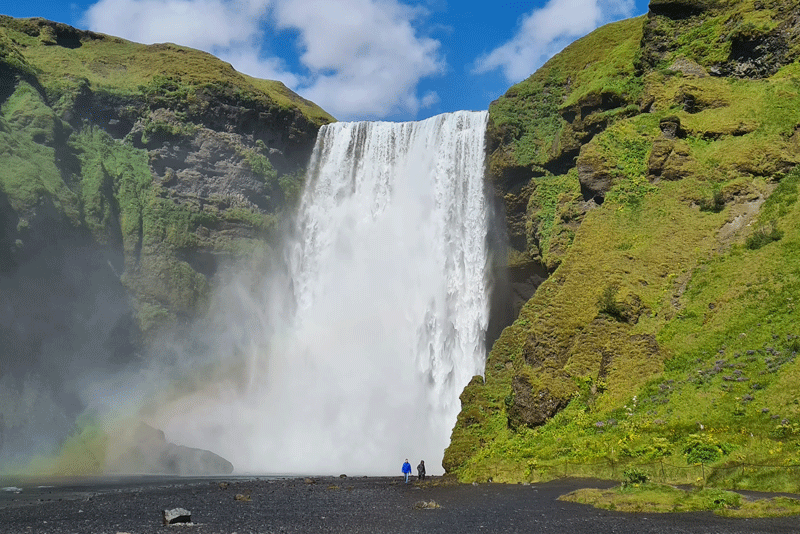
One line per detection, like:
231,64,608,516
682,434,734,464
622,467,650,486
769,422,799,439
701,488,741,510
746,224,783,250
598,284,626,321
699,189,725,213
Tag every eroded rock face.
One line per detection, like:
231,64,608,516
641,0,800,78
0,18,332,343
507,376,571,429
577,146,615,203
648,138,694,181
648,116,694,181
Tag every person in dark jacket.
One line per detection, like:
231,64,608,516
417,460,426,481
402,459,412,483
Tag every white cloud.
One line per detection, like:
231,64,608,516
273,0,444,119
421,91,440,109
83,0,445,120
84,0,269,50
473,0,636,83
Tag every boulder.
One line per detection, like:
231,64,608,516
162,508,191,525
577,149,615,203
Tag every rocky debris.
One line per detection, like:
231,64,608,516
413,500,441,509
717,196,766,247
162,507,192,525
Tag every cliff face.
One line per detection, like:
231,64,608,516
446,0,800,489
0,16,333,465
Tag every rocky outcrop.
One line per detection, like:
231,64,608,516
0,16,332,341
507,377,571,429
640,0,800,77
648,116,694,181
109,423,233,475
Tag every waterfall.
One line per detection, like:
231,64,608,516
153,111,491,476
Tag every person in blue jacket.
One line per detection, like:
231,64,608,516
402,459,412,483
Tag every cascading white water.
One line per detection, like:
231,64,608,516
151,111,491,476
280,110,490,474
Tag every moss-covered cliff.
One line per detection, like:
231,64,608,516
445,0,800,492
0,15,333,350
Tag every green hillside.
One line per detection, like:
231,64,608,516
445,0,800,493
0,15,333,339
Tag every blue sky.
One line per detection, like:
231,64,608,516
4,0,650,121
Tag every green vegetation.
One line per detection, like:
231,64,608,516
0,15,333,341
0,17,333,125
562,483,800,517
525,170,581,267
446,0,800,497
0,81,80,222
642,0,785,71
487,16,644,173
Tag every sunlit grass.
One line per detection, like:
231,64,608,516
562,483,800,517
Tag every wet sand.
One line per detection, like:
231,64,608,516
1,475,799,533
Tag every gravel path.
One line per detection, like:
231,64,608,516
1,476,799,533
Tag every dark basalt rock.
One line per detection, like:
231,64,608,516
648,0,710,19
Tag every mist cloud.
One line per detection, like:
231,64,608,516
472,0,636,83
84,0,445,119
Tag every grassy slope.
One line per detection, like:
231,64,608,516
446,4,800,493
0,16,333,124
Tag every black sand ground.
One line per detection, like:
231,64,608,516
2,475,799,533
